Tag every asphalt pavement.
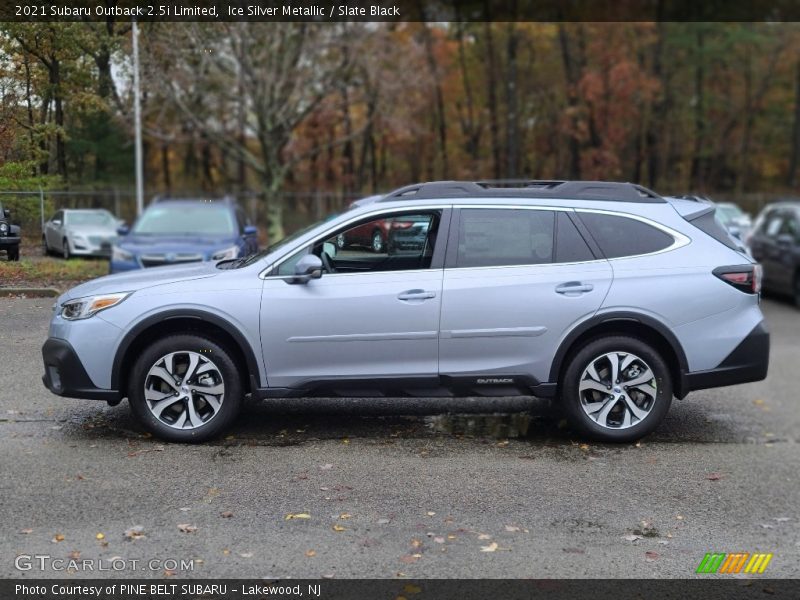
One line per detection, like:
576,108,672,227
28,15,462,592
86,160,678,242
0,296,798,579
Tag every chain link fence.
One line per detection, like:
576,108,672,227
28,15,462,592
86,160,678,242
0,189,365,248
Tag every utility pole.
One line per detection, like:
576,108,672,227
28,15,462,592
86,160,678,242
132,19,144,217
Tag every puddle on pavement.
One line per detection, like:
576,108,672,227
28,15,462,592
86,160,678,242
426,413,532,439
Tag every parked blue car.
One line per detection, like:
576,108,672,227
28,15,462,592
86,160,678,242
110,198,259,273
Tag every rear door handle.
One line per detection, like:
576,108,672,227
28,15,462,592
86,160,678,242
398,289,437,301
555,282,594,295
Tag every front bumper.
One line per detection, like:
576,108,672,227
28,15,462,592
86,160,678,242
42,338,120,401
684,321,770,394
0,235,20,247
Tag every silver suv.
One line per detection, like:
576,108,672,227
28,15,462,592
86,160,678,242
42,181,769,443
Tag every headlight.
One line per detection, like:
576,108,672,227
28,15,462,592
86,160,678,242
0,222,8,234
211,246,240,261
61,292,131,321
111,246,134,262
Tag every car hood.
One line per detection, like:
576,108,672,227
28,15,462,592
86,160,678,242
58,262,220,302
68,224,117,236
117,234,237,253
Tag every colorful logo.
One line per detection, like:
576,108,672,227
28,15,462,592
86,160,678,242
696,552,773,574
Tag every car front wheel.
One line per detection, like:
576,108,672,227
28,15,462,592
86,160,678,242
62,238,70,260
560,336,672,443
128,334,243,443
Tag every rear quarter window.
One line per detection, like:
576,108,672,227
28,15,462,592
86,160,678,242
578,212,674,259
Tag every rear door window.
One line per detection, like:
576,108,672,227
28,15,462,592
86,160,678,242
454,208,555,268
555,212,595,263
578,212,674,259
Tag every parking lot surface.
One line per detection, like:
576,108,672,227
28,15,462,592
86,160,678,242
0,297,797,578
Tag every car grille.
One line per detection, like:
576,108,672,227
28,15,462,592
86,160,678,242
140,253,204,268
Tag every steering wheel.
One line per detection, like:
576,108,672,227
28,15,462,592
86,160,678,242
321,251,336,274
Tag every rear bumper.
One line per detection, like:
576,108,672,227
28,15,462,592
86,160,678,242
684,321,770,394
42,337,120,401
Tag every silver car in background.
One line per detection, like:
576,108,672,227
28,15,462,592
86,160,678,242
42,180,769,444
43,209,120,259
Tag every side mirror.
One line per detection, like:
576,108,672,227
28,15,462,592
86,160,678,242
52,219,61,227
117,225,130,236
291,254,323,284
243,225,258,236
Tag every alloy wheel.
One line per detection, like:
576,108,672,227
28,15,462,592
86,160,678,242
143,351,225,430
578,351,657,430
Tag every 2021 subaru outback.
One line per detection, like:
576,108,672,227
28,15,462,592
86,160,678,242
42,180,770,443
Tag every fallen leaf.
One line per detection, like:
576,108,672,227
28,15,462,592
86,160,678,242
305,549,316,557
411,539,422,548
19,529,33,535
177,524,197,533
342,438,350,445
377,518,390,524
320,464,333,470
285,513,311,520
434,536,445,544
95,533,105,540
706,473,723,481
164,569,176,577
399,555,419,564
623,534,643,543
760,523,775,529
52,534,65,543
645,551,660,562
447,535,456,540
322,573,336,579
332,524,346,532
179,507,191,512
504,525,521,532
579,444,589,451
480,542,499,552
220,511,234,519
124,525,145,540
773,517,791,522
222,549,230,555
339,513,352,520
478,533,492,540
426,511,436,516
238,552,253,558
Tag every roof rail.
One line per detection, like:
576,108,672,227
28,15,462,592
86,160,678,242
379,180,665,203
152,195,238,204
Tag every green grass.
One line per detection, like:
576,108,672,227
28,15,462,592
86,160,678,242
0,257,108,290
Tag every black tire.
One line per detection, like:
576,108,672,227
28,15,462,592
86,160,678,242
62,238,70,260
42,236,49,256
560,336,672,443
793,272,800,309
8,245,19,261
128,334,243,443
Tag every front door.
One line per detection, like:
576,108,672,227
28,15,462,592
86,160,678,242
260,209,449,390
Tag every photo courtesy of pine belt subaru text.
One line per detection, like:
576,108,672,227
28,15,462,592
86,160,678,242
41,180,770,443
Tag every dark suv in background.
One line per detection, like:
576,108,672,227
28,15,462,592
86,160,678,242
749,201,800,306
0,202,20,261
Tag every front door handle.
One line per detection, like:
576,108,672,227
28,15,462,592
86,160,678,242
555,282,594,295
398,289,437,301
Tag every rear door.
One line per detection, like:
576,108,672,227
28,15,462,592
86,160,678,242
439,207,612,387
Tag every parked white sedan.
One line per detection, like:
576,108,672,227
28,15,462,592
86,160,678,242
43,209,120,259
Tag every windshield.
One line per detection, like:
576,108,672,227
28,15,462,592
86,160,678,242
233,218,328,268
67,211,115,227
716,205,744,225
134,205,236,236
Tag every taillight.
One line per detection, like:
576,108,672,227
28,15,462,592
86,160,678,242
713,265,761,294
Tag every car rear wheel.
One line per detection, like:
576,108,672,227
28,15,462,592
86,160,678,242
371,229,384,253
42,235,49,256
62,238,70,260
128,334,243,443
560,336,672,443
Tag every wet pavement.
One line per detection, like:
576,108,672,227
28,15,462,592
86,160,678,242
0,297,798,578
